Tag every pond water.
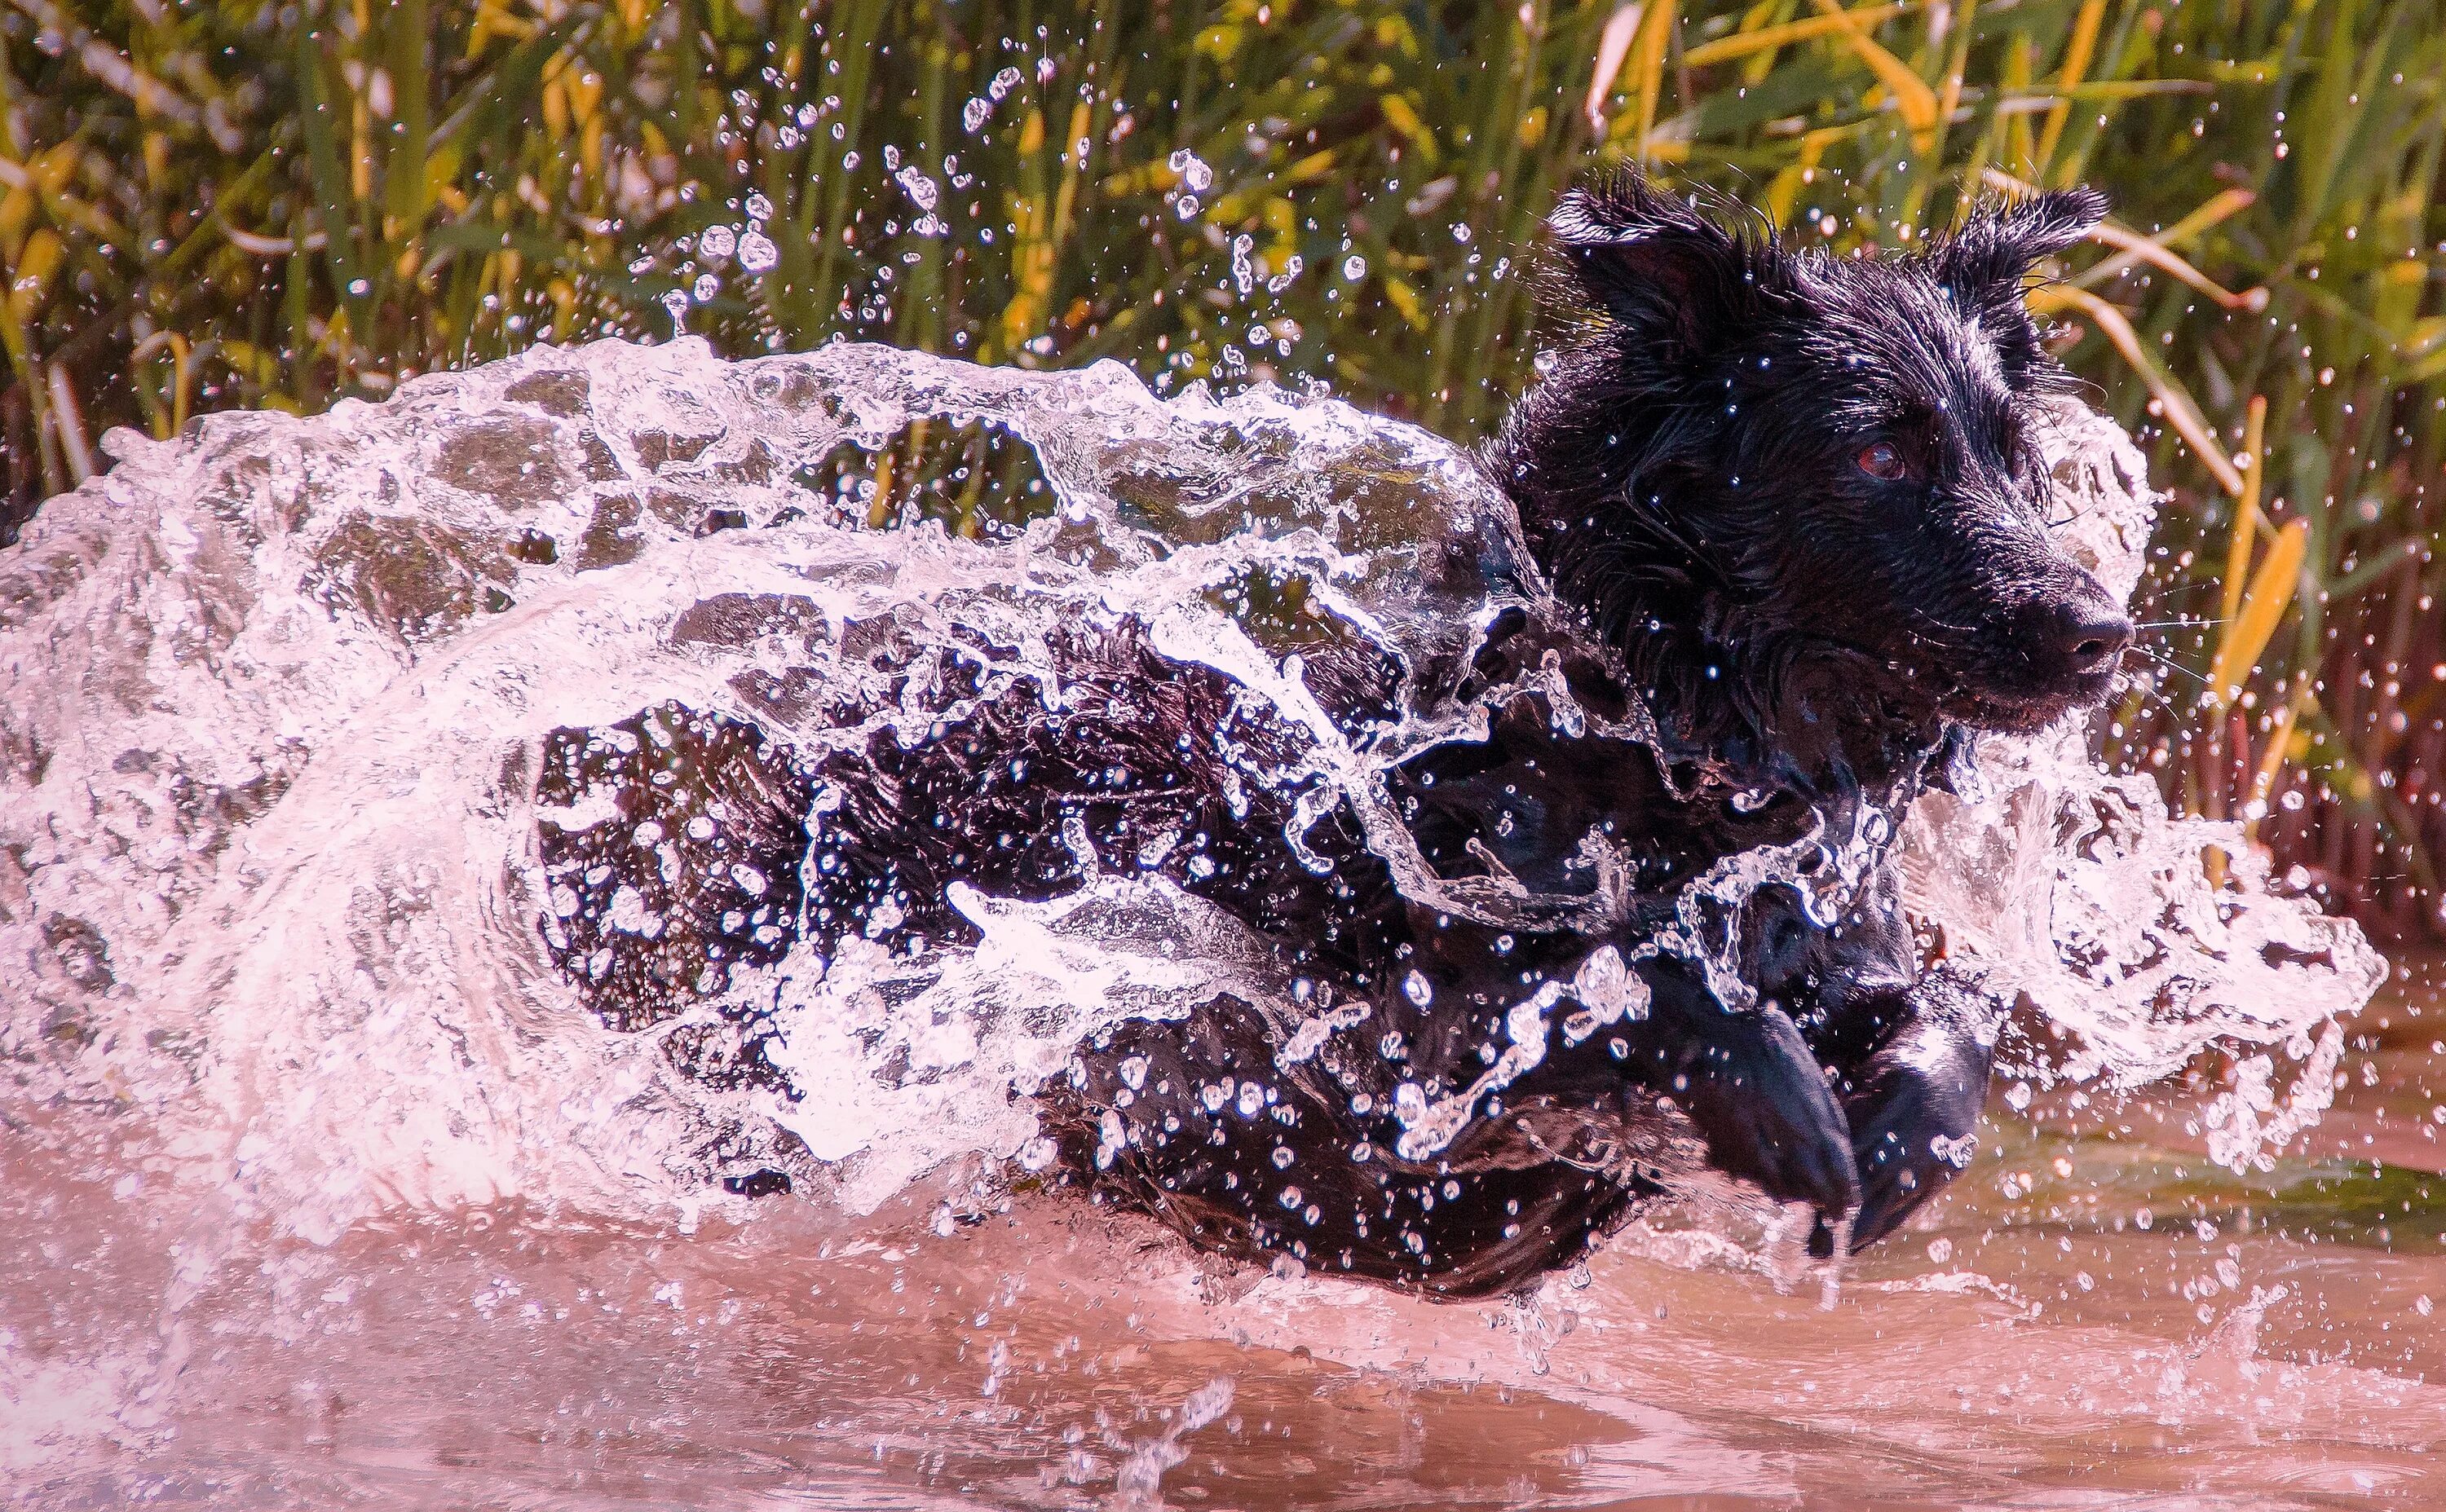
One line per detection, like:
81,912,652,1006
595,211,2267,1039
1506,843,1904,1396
7,963,2443,1509
0,338,2422,1508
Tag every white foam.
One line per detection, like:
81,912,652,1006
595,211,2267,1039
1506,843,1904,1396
0,339,2378,1259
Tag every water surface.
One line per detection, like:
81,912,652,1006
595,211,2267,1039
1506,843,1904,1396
8,965,2442,1508
0,339,2416,1508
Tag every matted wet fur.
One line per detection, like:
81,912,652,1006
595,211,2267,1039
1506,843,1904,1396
536,170,2131,1298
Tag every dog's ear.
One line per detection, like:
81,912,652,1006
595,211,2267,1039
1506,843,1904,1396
1930,187,2106,385
1930,187,2108,306
1548,172,1771,357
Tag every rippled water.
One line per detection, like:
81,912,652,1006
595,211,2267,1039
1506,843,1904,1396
8,964,2444,1508
1,338,2420,1506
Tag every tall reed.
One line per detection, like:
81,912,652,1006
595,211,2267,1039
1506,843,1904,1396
2,0,2439,931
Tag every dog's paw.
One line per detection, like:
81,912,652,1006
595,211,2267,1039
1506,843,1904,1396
1844,1060,1985,1250
1671,1005,1861,1225
1839,970,2007,1250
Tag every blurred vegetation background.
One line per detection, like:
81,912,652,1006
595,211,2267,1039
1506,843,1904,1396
1,0,2440,935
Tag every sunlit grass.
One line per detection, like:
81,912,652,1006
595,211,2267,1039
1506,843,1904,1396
1,0,2439,926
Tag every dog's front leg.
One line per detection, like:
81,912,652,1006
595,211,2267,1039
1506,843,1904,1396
1614,961,1862,1229
1819,962,2008,1250
1750,871,2006,1251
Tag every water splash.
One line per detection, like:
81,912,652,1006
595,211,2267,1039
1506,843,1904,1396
0,337,2380,1263
1896,407,2385,1168
1110,1376,1236,1509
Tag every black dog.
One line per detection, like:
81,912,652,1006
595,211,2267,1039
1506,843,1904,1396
535,172,2127,1298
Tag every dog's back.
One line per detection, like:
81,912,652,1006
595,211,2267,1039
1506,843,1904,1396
536,172,2130,1294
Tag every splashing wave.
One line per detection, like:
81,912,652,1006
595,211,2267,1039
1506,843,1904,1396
0,338,2381,1252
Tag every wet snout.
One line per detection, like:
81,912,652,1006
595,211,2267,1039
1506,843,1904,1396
2001,569,2130,703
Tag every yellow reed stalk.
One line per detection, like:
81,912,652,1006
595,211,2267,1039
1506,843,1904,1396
1630,0,1679,155
1736,0,1783,85
2033,0,2106,175
2028,283,2246,496
2071,186,2257,290
997,100,1091,362
867,439,900,529
351,87,373,205
1286,149,1336,183
5,226,60,328
542,54,571,141
1936,0,1978,134
2208,516,2307,708
168,331,194,436
1682,2,1911,68
997,109,1051,358
2241,686,2307,849
128,329,196,439
1585,2,1641,134
1984,171,2265,307
1051,98,1092,243
1808,0,1938,148
2219,395,2268,633
1765,128,1837,225
1378,94,1437,161
46,359,91,483
2083,219,2267,310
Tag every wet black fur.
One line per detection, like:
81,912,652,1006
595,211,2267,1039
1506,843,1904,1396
1506,173,2126,753
536,172,2130,1298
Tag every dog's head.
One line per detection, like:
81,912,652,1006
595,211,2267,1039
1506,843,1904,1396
1497,173,2130,736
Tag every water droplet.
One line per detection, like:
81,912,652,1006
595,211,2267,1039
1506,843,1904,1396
1167,148,1213,192
894,165,940,213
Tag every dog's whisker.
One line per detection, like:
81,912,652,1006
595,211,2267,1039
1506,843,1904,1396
2121,643,2213,687
1901,608,1982,638
2112,672,2192,717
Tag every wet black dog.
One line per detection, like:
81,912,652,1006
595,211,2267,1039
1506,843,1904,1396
536,172,2128,1297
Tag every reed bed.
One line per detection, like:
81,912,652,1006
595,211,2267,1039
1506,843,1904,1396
2,0,2439,933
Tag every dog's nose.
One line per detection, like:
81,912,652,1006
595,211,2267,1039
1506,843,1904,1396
2040,595,2132,677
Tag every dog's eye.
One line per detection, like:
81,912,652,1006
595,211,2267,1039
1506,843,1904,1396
1856,441,1906,481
